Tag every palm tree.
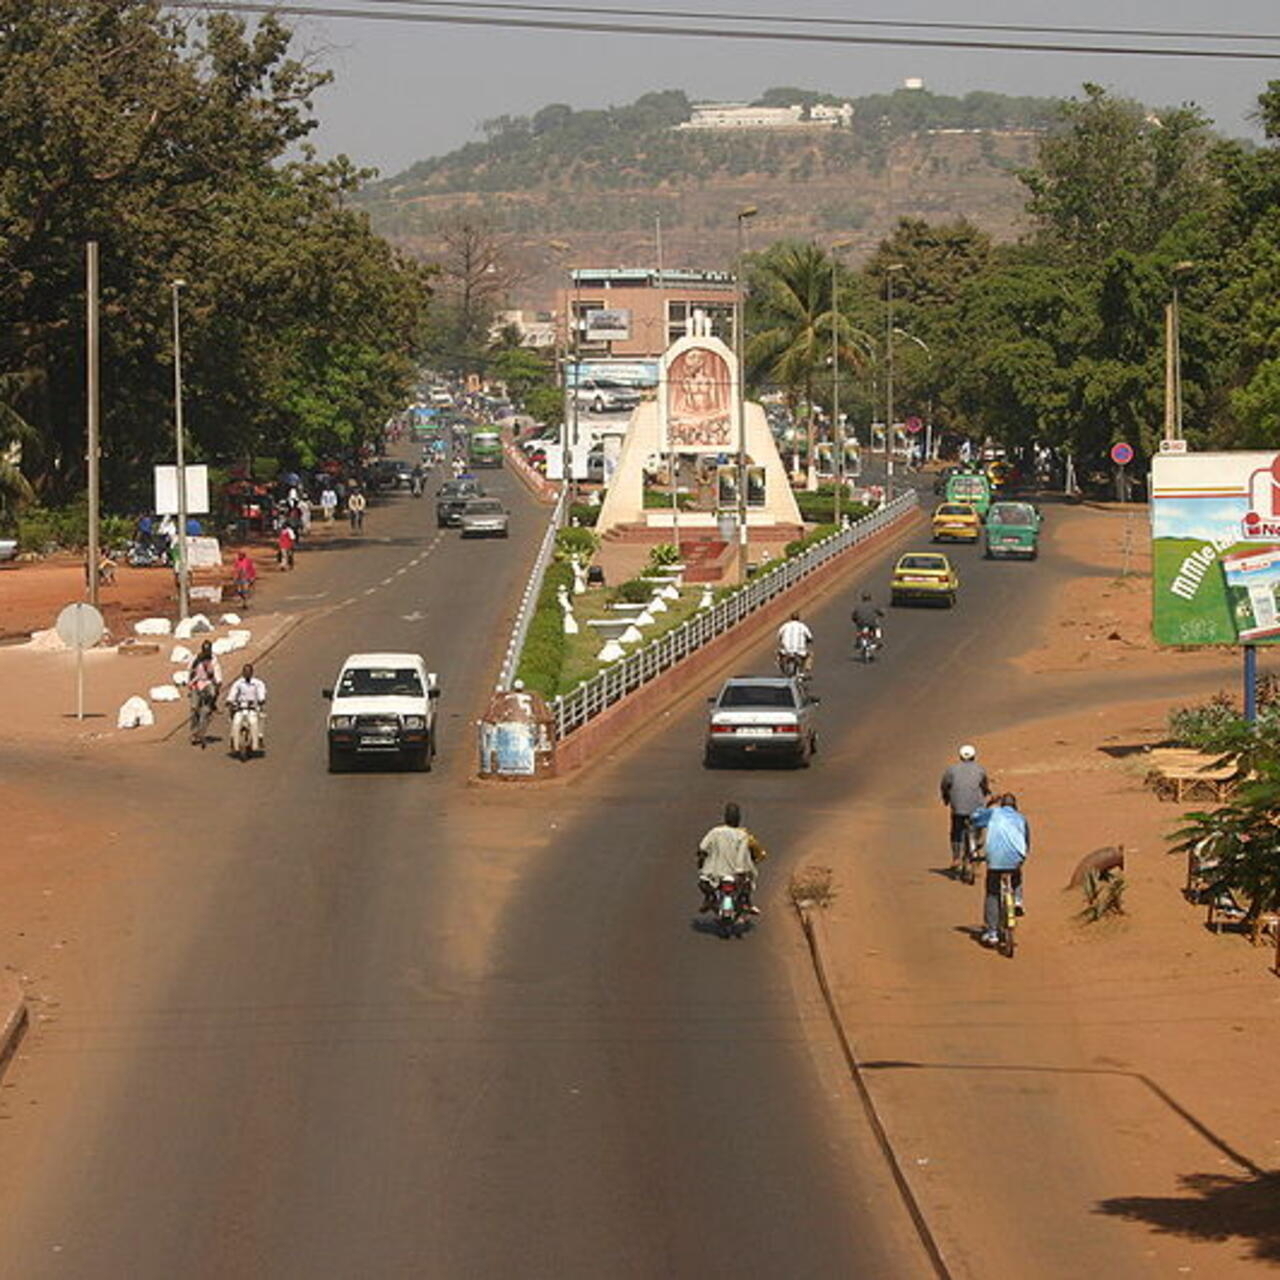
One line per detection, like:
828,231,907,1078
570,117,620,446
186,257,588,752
0,374,35,530
746,241,873,489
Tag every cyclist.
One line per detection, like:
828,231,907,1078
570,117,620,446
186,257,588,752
777,611,814,677
940,743,990,877
187,640,223,747
851,592,885,653
972,794,1030,947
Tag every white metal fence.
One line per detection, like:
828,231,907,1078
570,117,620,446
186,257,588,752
497,488,566,690
551,491,918,738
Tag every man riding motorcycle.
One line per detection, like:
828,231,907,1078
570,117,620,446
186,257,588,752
225,662,268,756
696,802,767,915
776,611,814,677
851,592,885,654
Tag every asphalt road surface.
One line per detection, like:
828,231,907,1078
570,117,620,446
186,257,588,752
0,473,1143,1277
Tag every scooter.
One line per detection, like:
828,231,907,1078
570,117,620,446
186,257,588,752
230,705,264,762
709,874,750,939
854,626,882,663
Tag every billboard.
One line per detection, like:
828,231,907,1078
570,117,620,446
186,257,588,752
566,360,658,389
585,308,632,342
154,464,210,516
1152,452,1280,645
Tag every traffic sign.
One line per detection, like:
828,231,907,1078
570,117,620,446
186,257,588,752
1159,438,1188,454
904,416,923,435
56,602,105,649
56,602,105,722
1110,442,1135,466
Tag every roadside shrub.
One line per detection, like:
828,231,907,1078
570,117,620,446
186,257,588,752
515,561,574,697
643,489,694,509
796,488,870,525
784,523,838,558
555,526,598,559
646,542,679,570
609,577,653,605
568,502,599,528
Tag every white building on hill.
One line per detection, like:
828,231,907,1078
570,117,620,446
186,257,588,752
676,101,853,131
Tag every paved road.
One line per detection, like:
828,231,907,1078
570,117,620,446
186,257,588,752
0,482,1149,1277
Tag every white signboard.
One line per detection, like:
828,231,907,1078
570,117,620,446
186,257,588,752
585,309,632,343
154,464,210,516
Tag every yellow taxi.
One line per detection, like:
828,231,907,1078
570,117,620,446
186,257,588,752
931,501,981,544
890,552,960,608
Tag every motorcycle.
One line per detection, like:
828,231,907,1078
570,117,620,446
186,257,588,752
229,705,264,762
125,540,169,568
854,626,882,663
707,874,750,939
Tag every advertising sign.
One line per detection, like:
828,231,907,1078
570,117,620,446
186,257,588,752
584,309,632,343
566,360,658,389
154,464,210,516
1152,452,1280,645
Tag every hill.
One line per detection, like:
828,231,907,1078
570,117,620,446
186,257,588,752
358,87,1062,303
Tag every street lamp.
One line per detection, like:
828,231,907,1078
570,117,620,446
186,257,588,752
1165,260,1194,442
171,279,190,621
734,204,758,584
884,263,905,503
829,239,855,525
893,326,932,462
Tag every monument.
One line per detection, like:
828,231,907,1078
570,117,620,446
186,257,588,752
596,329,801,543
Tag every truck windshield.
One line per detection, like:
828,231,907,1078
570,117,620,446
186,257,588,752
339,669,424,697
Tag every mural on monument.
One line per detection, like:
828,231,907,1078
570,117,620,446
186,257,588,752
667,346,732,448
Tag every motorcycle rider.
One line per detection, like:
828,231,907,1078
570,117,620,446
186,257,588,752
940,743,991,876
696,802,767,915
187,640,223,746
776,611,814,676
851,592,885,652
225,662,268,755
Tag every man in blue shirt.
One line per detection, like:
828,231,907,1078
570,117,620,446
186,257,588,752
972,793,1030,947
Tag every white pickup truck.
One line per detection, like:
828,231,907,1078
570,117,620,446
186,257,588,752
323,652,440,772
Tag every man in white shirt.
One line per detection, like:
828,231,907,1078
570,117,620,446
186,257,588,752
777,611,814,674
697,802,766,914
225,662,268,754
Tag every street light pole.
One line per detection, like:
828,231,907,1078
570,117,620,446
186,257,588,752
829,239,855,526
734,205,757,584
884,264,904,503
1165,260,1193,442
171,279,190,622
86,241,101,608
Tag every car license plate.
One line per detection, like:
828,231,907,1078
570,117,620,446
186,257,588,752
905,575,931,583
360,734,392,746
735,726,773,737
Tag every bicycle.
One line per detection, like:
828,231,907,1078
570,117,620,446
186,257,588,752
995,870,1018,958
956,815,981,885
189,688,216,748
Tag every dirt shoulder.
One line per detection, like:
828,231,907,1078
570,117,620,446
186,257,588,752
812,504,1280,1277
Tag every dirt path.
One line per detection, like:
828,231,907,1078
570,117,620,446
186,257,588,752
811,504,1280,1275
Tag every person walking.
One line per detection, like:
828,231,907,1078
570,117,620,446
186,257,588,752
320,484,338,522
277,522,296,570
348,488,367,533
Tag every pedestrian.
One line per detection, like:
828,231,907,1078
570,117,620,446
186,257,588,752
320,484,338,522
277,522,296,570
348,488,367,533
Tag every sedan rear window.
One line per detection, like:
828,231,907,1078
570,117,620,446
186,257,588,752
466,501,504,515
937,505,972,517
719,684,798,709
900,556,945,571
339,668,424,697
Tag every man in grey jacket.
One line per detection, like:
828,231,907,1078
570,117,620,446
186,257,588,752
940,744,990,874
697,802,766,914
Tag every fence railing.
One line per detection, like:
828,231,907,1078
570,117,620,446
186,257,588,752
497,487,566,690
551,490,918,739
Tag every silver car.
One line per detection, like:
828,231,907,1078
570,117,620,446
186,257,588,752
704,675,819,768
459,497,510,538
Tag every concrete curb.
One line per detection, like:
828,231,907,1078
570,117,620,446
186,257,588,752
551,509,924,776
502,441,559,505
0,975,28,1082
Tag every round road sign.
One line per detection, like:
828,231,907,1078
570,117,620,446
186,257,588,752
56,602,105,650
1110,441,1135,466
904,416,923,434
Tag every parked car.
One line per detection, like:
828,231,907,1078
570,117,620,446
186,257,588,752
703,675,819,768
931,502,981,544
459,497,510,538
436,478,483,527
890,552,960,608
373,458,414,490
323,652,440,772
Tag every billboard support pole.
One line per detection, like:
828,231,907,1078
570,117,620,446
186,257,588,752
1245,645,1259,723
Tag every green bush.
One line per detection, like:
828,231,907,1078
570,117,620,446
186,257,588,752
795,487,870,525
785,523,839,558
555,526,599,559
515,562,574,697
569,502,599,528
609,577,654,605
646,542,679,569
643,489,694,509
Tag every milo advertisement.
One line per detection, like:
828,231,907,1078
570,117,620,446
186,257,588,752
1152,452,1280,645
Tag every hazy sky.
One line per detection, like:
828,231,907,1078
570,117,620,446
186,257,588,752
288,1,1280,176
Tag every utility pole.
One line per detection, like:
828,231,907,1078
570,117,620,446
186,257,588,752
829,239,854,526
657,215,678,555
884,264,904,503
86,241,101,608
734,205,757,584
172,280,190,621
